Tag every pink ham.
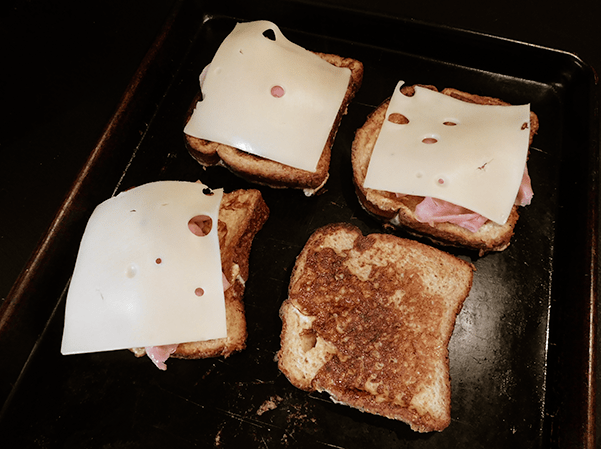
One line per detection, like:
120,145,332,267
514,165,533,206
145,344,178,371
414,164,533,232
415,197,488,232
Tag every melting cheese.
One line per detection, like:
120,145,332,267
61,181,227,355
183,20,351,173
364,81,531,225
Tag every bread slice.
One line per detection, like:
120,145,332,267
132,188,269,360
277,222,474,432
185,53,364,196
351,84,539,255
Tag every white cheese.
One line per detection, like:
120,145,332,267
364,81,531,225
183,20,351,173
61,181,227,355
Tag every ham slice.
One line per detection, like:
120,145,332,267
514,165,533,207
415,198,488,232
414,164,533,232
145,344,178,371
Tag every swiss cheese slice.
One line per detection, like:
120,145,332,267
363,81,531,225
183,20,351,173
61,181,227,355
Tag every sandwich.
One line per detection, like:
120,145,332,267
352,82,539,255
277,222,474,432
61,181,269,370
183,20,363,196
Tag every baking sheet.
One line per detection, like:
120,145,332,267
0,1,597,447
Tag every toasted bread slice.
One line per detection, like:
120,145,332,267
132,188,269,360
185,53,363,196
351,85,539,255
277,223,474,432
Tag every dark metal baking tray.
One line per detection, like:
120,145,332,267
0,1,597,447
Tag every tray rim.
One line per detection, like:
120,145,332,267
0,1,597,447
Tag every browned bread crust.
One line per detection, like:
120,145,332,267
132,188,269,360
351,85,539,255
277,223,474,432
185,53,364,195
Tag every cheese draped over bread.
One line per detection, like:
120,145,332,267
61,181,227,355
183,20,351,173
364,81,531,225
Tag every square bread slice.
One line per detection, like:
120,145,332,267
351,84,539,254
185,52,363,196
277,222,474,432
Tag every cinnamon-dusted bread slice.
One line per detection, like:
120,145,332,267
185,52,363,196
277,223,474,432
351,84,539,255
132,188,269,360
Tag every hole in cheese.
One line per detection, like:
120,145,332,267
271,85,285,98
443,121,457,126
155,258,162,264
422,137,438,144
521,122,529,130
388,113,409,125
195,287,205,297
188,215,213,237
262,28,276,41
399,84,416,96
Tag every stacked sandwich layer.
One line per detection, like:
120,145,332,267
277,223,474,432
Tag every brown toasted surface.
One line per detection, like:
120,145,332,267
133,188,269,360
277,223,474,432
185,52,364,194
351,85,538,254
174,188,269,358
